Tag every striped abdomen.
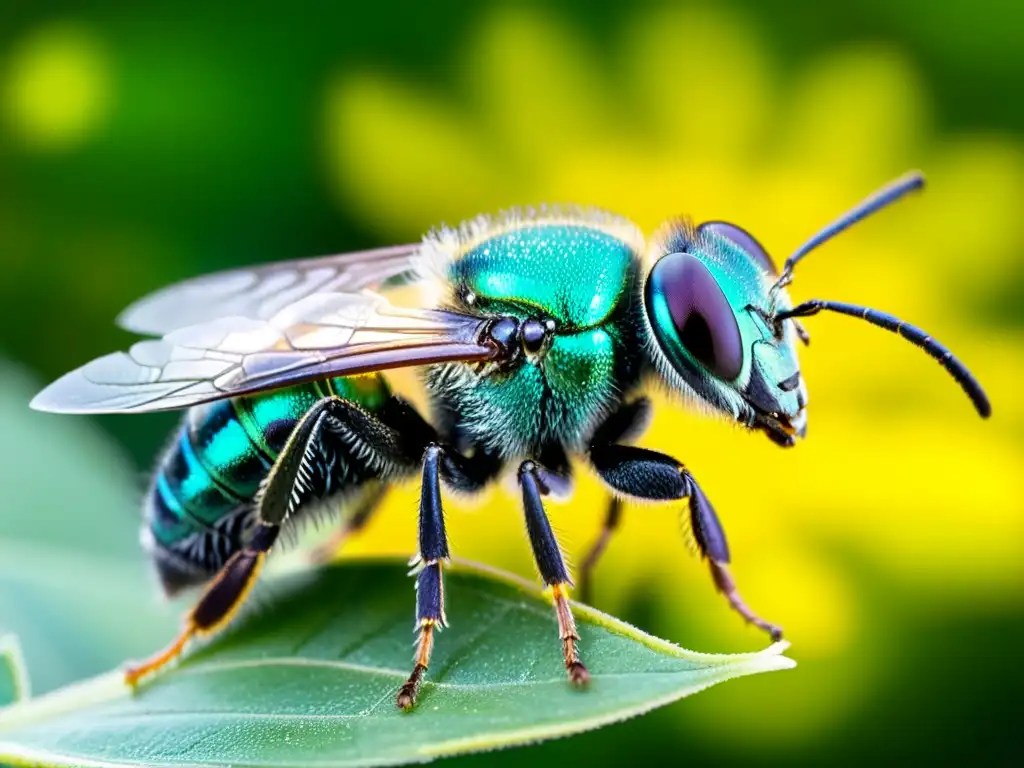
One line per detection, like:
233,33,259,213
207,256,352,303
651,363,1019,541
143,374,391,593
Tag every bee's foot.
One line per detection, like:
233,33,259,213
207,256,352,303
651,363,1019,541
396,664,426,711
395,687,416,711
567,660,591,687
124,665,145,688
761,621,785,643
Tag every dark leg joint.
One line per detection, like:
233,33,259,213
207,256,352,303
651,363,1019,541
590,397,652,447
193,523,278,632
439,446,503,494
590,442,782,642
682,473,730,564
249,523,279,554
126,523,279,686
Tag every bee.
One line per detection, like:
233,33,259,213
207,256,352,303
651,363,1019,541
32,172,990,710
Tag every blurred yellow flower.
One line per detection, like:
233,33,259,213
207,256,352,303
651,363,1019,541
321,4,1024,746
2,21,111,151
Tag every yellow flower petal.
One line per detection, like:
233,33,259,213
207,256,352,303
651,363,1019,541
2,22,110,152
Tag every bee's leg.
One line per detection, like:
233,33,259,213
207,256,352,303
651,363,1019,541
577,398,652,605
309,484,388,564
312,396,490,710
309,393,455,568
577,497,622,606
589,443,782,641
518,459,590,686
125,522,281,685
396,441,502,711
396,444,449,710
127,396,406,686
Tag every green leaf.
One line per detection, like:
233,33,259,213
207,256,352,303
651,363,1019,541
0,540,179,696
0,364,179,694
0,364,145,560
0,560,793,767
0,635,30,707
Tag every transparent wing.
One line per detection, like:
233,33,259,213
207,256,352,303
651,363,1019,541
118,243,421,335
33,291,495,414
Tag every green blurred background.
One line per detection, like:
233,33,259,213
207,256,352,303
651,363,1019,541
1,1,1022,765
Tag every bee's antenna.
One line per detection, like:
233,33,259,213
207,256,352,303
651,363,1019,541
769,171,926,307
775,299,991,418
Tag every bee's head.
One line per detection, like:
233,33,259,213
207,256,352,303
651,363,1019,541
641,172,990,447
642,220,808,446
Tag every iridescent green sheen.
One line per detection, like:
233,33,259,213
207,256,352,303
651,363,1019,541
171,431,240,525
451,225,634,328
152,474,194,546
648,227,804,420
189,400,269,499
149,374,390,548
437,222,641,457
330,374,390,413
235,382,327,457
432,329,619,456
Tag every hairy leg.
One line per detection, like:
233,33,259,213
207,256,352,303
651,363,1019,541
395,441,503,710
589,441,781,640
519,459,589,685
128,395,426,685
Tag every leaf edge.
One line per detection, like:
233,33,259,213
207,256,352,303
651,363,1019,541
0,558,795,768
0,635,31,707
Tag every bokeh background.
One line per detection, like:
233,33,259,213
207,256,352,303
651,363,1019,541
1,1,1022,765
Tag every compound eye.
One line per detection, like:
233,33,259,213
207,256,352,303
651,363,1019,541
645,252,744,381
698,221,777,275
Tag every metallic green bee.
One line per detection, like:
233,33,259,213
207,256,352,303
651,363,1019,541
32,171,990,710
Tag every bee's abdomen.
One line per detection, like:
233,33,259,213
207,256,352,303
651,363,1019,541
143,376,392,594
144,397,273,592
